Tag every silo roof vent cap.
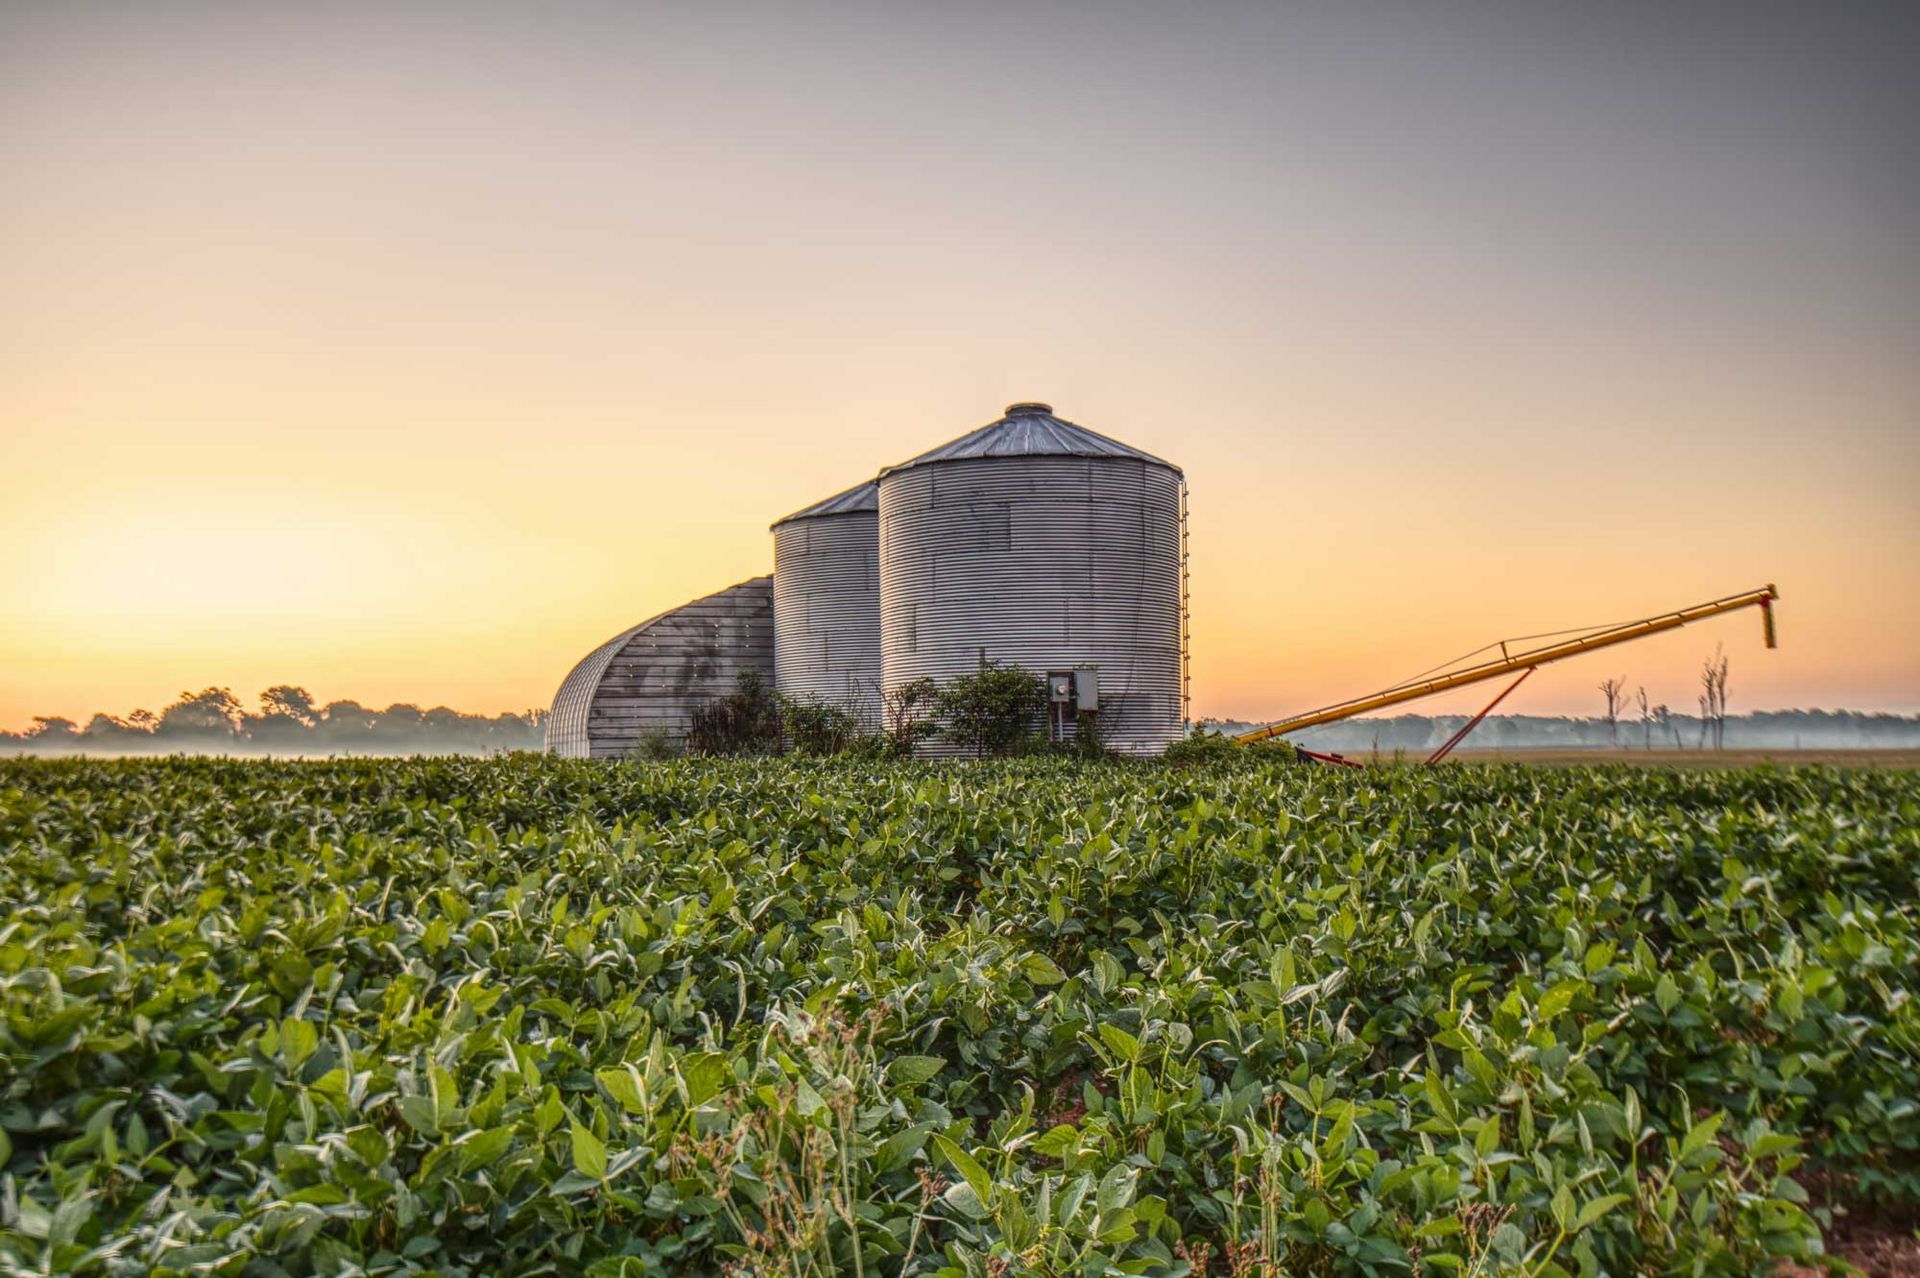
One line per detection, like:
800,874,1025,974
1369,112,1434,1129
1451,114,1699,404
877,402,1181,477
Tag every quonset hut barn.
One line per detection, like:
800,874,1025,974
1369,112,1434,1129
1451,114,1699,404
547,403,1189,758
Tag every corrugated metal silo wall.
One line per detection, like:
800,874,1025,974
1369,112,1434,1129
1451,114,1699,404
879,456,1185,756
773,512,883,725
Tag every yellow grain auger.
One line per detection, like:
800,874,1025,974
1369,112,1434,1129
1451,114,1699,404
1238,585,1779,765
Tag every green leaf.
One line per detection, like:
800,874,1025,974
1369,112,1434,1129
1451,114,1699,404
1653,973,1681,1016
1096,1206,1138,1243
399,1095,440,1137
1575,1193,1631,1230
279,1017,319,1071
889,1055,946,1088
1059,1172,1093,1224
570,1120,608,1180
1097,1022,1141,1061
1096,1164,1137,1215
1536,981,1580,1020
535,1087,564,1135
681,1052,730,1106
14,1193,51,1240
932,1133,992,1207
1551,1183,1575,1230
597,1066,646,1113
1680,1111,1724,1160
460,1125,516,1172
1022,954,1068,985
1321,1104,1355,1158
942,1179,988,1220
794,1078,826,1117
877,1127,929,1170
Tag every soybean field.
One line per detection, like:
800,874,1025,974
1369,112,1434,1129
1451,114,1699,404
1,756,1915,1277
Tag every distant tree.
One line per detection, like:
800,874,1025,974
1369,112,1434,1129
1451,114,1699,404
1636,686,1652,750
1,692,554,757
375,704,429,749
421,707,473,750
1652,703,1678,749
28,716,79,745
1700,646,1730,749
247,686,320,749
80,713,144,744
260,685,318,727
1597,677,1630,748
318,700,378,752
157,688,244,740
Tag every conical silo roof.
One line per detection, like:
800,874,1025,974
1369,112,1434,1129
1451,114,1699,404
878,403,1180,478
770,479,879,529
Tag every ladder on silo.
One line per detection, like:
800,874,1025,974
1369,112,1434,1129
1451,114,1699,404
1179,481,1192,725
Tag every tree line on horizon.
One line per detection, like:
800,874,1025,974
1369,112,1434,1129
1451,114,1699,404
1213,707,1920,754
0,686,548,756
7,687,1916,758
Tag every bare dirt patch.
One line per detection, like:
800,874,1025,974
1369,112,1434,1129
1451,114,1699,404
1780,1172,1920,1277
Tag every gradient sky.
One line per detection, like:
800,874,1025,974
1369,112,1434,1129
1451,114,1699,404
4,0,1916,730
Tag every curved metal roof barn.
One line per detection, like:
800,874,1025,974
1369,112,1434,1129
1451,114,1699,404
546,577,773,758
771,480,882,726
877,403,1188,756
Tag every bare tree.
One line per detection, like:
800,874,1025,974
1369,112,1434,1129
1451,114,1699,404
1653,703,1677,750
1636,686,1652,750
1699,645,1731,749
1597,676,1630,749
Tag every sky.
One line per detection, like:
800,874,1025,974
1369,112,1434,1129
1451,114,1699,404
3,0,1916,730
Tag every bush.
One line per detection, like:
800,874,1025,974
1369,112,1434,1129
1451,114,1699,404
687,669,783,756
631,727,683,760
1026,708,1111,759
780,696,867,757
934,662,1047,758
1068,707,1108,759
881,677,939,756
1164,724,1297,766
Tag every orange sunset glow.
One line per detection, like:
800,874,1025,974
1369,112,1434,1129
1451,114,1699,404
3,1,1916,732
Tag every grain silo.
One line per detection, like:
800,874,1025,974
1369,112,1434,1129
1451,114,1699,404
877,402,1188,756
771,480,882,725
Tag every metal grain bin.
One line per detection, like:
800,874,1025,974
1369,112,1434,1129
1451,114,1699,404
877,403,1187,756
771,480,882,725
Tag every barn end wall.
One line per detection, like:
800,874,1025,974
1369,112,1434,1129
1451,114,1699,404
546,576,773,759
